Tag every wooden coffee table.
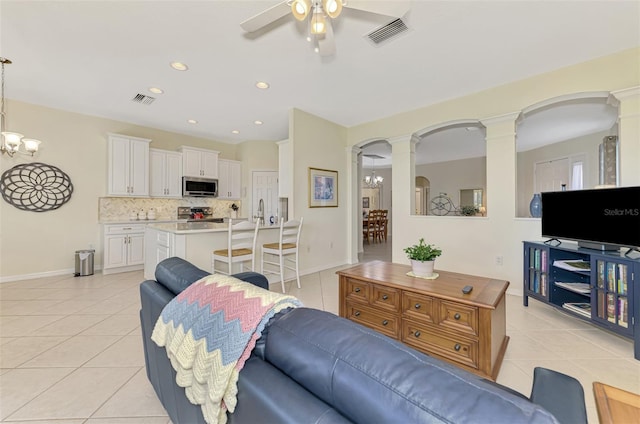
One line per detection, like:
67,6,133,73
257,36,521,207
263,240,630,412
337,260,510,381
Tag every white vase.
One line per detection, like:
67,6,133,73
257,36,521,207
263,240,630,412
411,259,435,277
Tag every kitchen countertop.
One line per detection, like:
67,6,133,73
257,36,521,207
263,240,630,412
146,221,280,234
100,219,187,225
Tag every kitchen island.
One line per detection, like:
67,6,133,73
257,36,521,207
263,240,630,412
144,221,279,279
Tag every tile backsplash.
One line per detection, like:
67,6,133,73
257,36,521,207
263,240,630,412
99,197,242,221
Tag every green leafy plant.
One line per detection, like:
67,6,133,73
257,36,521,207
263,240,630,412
403,238,442,262
459,205,479,216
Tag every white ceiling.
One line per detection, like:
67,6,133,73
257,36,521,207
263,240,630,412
1,1,637,161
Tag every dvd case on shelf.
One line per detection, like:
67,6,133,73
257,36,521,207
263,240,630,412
562,302,591,318
553,260,591,272
555,281,591,295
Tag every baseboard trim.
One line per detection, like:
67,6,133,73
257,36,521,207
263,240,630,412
1,268,73,284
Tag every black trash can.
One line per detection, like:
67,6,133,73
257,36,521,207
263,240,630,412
75,249,95,277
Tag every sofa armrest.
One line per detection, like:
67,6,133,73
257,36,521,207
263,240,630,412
529,366,587,424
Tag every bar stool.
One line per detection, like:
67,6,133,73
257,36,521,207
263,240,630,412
212,219,259,275
261,217,303,293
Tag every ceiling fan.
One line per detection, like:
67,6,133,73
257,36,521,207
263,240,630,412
240,0,410,56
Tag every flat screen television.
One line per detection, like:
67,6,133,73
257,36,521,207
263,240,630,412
541,186,640,252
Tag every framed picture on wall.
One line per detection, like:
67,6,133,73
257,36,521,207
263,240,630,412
362,197,370,208
309,167,338,207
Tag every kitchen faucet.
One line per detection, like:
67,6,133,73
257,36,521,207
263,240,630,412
255,198,264,225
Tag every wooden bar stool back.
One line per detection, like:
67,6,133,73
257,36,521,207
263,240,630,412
261,217,303,293
212,219,259,275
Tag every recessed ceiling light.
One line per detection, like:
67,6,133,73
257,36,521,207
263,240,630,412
254,120,263,125
255,81,269,89
149,87,163,94
187,119,197,124
231,130,240,134
170,62,188,71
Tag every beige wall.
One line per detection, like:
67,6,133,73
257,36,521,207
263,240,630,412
2,47,639,292
416,156,486,215
0,101,240,280
346,47,640,294
290,108,349,273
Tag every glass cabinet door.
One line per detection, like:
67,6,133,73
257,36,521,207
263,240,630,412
594,258,630,333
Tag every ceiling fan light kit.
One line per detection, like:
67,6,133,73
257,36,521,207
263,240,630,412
241,0,410,57
291,0,312,20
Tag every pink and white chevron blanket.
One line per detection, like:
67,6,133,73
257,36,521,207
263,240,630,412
151,273,302,424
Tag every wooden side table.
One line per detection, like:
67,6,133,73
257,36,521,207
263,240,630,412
593,382,640,424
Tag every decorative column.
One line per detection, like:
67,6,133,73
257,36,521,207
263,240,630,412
480,112,520,219
389,134,415,219
347,145,362,264
610,87,640,186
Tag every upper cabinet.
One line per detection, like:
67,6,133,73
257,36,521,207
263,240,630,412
218,159,241,199
150,148,182,198
108,133,151,197
179,146,219,178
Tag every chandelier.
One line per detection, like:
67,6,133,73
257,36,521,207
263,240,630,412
291,0,343,35
363,157,384,188
1,57,40,157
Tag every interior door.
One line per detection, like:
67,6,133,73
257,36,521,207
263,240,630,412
252,171,279,224
534,158,570,192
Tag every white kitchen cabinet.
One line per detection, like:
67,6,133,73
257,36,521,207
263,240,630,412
179,146,219,178
108,133,151,196
103,224,146,274
150,148,183,198
277,139,291,197
218,159,242,199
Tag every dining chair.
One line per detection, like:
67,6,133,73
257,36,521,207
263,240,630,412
212,219,259,275
365,210,380,243
378,209,388,242
261,217,303,293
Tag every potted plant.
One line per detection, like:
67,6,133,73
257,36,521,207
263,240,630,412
403,238,442,277
459,205,479,216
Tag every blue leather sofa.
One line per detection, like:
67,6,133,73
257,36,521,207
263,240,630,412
140,257,587,424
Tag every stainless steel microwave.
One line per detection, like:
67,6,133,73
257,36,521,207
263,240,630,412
182,177,218,197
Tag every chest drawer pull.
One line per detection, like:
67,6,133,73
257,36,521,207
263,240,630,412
382,320,388,326
355,287,361,293
414,331,421,338
414,303,421,309
454,343,461,351
354,311,361,317
382,294,388,300
454,313,461,320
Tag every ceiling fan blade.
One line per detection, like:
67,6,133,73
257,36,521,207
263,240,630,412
344,0,410,18
240,1,291,33
318,20,336,56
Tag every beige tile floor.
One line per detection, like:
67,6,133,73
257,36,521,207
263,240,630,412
1,238,638,423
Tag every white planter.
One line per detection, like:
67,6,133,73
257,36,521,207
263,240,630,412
411,259,435,277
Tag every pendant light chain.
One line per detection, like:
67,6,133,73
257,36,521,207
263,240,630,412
1,58,7,134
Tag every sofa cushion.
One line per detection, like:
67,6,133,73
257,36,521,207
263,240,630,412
265,308,559,424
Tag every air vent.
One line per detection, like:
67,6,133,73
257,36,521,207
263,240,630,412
364,154,385,159
131,93,156,105
366,18,409,46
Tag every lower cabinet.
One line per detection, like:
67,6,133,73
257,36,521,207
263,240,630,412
103,224,146,274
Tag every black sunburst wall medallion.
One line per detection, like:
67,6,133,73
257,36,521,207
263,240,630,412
0,162,74,212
